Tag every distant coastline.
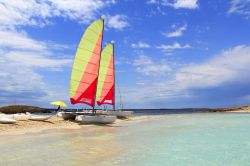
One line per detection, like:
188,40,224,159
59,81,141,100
0,105,249,114
201,106,250,113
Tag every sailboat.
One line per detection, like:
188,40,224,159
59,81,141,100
65,18,116,124
95,42,133,118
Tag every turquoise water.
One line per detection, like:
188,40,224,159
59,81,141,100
102,113,250,166
1,113,250,166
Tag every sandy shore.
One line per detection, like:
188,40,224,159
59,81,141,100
0,115,165,166
0,115,159,135
0,116,80,135
220,106,250,112
1,107,249,135
228,108,250,112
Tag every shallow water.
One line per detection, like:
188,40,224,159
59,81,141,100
1,113,250,166
102,113,250,166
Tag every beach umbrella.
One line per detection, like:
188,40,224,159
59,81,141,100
50,101,67,108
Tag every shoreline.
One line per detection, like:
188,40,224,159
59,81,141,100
0,115,160,136
1,109,249,136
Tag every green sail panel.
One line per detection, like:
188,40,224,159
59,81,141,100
96,43,114,105
69,19,104,107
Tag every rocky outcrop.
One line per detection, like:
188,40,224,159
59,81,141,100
0,105,49,114
201,106,250,112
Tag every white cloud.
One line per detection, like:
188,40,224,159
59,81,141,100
0,29,46,51
228,0,250,17
0,28,71,70
147,0,158,4
133,55,171,76
0,28,71,105
106,14,129,30
0,0,113,29
171,0,198,9
0,0,51,28
124,45,250,106
131,42,151,48
48,0,105,23
146,0,198,9
0,45,72,104
175,45,250,89
157,42,191,53
0,62,45,93
3,51,71,70
163,24,187,38
0,0,117,105
0,57,69,105
0,29,71,51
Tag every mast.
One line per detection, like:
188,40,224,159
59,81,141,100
111,41,115,111
92,18,105,114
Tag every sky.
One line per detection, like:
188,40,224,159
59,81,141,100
0,0,250,109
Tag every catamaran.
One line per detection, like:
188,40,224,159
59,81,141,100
65,18,116,124
62,17,132,123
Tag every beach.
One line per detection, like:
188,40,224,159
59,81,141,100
1,106,250,135
0,114,157,135
0,114,162,166
0,116,80,135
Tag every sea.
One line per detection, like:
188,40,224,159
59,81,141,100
0,109,250,166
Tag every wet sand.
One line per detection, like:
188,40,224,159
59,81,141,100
0,115,164,166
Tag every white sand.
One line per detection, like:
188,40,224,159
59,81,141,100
0,115,157,135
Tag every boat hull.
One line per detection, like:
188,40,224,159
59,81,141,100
29,115,52,121
0,116,16,124
13,114,30,121
75,115,116,124
106,111,133,118
61,112,77,120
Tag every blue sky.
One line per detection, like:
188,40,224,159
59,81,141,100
0,0,250,108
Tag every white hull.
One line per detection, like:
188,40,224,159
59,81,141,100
0,116,16,124
0,114,14,119
57,112,62,117
0,113,31,121
75,115,116,124
13,114,30,121
29,115,53,121
106,111,133,118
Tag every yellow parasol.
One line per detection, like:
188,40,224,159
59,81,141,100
50,101,67,108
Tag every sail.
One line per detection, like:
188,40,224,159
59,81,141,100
69,19,104,107
96,43,115,105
